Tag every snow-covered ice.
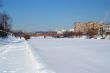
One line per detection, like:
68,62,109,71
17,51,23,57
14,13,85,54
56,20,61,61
28,37,110,73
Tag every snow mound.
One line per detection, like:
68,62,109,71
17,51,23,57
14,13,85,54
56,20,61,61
0,35,24,44
80,36,88,39
106,35,110,39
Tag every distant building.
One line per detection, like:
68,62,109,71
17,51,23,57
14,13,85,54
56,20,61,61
103,23,110,33
74,22,100,34
56,29,67,34
98,23,110,35
68,28,74,32
74,21,110,36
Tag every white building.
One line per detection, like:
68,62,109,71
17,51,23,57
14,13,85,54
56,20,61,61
68,28,74,32
103,23,110,33
56,29,67,34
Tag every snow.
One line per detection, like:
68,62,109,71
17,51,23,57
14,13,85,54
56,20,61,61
0,36,55,73
0,36,110,73
28,37,110,73
0,37,38,73
106,35,110,39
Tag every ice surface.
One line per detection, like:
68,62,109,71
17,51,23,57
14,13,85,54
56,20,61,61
28,37,110,73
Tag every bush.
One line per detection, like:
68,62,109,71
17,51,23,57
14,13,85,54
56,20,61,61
63,32,75,37
63,31,83,38
86,28,98,38
0,31,8,38
12,31,24,38
75,31,83,37
24,33,31,40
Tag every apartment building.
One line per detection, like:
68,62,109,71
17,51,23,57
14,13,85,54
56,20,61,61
74,22,101,34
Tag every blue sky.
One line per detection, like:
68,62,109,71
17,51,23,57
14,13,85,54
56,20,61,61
1,0,110,31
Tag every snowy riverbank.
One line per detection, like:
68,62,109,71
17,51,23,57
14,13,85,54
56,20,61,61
0,36,55,73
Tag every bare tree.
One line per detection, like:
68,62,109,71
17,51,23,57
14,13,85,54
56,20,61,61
0,13,11,32
0,13,12,38
86,28,98,38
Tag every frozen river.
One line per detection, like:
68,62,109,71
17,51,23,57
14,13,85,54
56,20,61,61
28,37,110,73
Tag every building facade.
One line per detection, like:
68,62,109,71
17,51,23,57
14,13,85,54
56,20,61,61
74,22,110,35
74,22,101,34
